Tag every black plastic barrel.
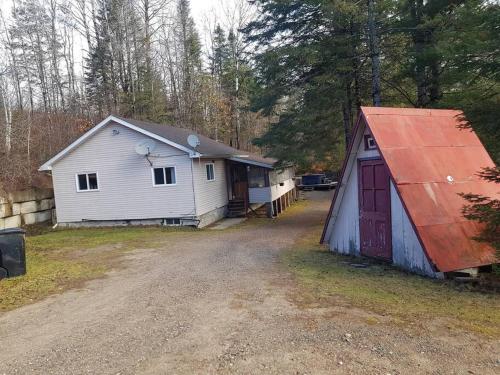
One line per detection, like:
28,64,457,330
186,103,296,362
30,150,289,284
0,228,26,278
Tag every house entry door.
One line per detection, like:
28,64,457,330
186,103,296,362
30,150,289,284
230,163,248,201
358,159,392,260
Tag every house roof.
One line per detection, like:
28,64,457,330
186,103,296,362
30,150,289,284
322,106,498,273
39,115,278,171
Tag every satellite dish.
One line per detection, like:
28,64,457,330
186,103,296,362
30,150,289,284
135,139,156,156
187,134,200,149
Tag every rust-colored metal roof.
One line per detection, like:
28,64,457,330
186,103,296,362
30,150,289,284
362,106,498,272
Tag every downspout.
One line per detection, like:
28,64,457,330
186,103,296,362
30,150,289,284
190,158,198,220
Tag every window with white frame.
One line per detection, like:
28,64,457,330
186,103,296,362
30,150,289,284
76,173,99,192
364,134,377,150
153,167,176,186
205,163,215,181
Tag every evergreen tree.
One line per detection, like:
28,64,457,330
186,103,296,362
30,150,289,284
175,0,202,127
244,0,370,169
84,0,116,115
210,24,228,80
245,0,500,170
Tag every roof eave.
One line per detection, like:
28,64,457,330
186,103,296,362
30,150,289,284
38,115,199,171
228,156,275,169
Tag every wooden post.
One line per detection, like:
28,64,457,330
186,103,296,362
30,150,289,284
266,202,273,218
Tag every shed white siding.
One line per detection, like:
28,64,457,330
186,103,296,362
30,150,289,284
192,158,228,216
328,162,360,255
327,127,379,254
52,122,196,223
390,182,439,277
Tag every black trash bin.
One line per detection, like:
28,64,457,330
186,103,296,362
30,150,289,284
0,228,26,279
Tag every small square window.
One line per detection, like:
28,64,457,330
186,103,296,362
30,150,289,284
76,173,99,191
153,167,176,186
364,134,377,150
164,218,181,225
206,163,215,181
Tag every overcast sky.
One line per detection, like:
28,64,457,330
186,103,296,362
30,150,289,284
0,0,231,32
0,0,246,73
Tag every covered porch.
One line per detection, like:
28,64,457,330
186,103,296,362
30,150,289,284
225,160,298,218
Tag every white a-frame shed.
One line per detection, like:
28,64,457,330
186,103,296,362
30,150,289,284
321,107,497,278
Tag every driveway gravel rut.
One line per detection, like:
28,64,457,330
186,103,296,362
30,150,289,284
0,191,498,374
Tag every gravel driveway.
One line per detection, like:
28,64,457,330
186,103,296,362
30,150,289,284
0,191,498,374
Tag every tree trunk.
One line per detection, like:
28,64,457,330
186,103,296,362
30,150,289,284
367,0,381,106
410,0,428,107
0,79,12,155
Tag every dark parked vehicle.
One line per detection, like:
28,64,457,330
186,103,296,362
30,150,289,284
298,174,337,191
0,228,26,279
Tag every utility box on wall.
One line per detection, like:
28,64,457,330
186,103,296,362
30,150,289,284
0,228,26,279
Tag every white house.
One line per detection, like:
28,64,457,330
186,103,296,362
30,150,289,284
321,107,497,278
39,115,297,228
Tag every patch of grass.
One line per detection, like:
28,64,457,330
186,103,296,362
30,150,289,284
0,226,194,312
30,226,195,252
277,198,310,217
235,199,310,229
0,250,106,311
283,226,500,337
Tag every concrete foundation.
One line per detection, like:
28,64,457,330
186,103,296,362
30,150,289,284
58,218,191,228
197,206,227,228
56,207,226,229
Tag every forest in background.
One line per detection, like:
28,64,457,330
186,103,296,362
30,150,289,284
0,0,499,192
0,0,266,191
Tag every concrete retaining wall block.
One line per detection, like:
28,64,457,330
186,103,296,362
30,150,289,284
0,215,22,229
12,203,21,215
0,203,12,218
20,200,40,214
22,210,52,225
8,188,53,203
40,198,55,211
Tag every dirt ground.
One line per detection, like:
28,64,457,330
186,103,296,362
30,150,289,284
0,191,498,374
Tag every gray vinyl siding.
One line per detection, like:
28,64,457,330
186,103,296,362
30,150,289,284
52,122,196,222
192,158,228,216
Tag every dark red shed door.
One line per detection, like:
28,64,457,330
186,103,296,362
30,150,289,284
358,159,392,260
